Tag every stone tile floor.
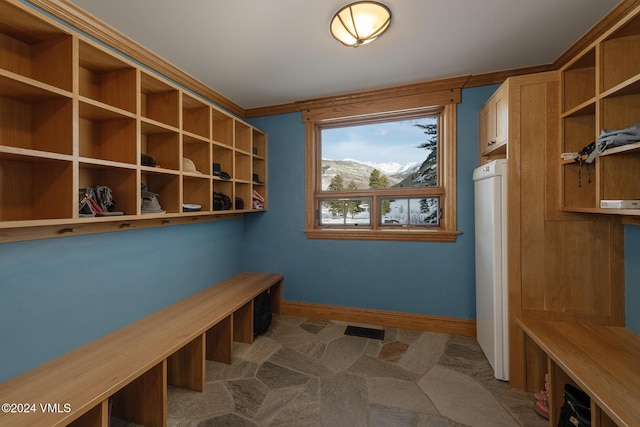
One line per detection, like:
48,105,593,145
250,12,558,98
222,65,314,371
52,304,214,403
113,315,548,427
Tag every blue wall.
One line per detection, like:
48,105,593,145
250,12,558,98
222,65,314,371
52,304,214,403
1,84,637,384
626,225,640,334
0,220,245,382
244,86,499,319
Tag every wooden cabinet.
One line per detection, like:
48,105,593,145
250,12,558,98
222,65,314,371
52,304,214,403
560,5,640,218
479,83,508,157
0,1,267,242
478,72,625,389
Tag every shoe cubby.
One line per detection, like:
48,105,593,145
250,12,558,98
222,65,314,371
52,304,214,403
0,81,73,155
69,401,106,427
141,120,180,172
182,134,211,175
183,176,211,212
212,180,233,211
601,92,640,131
601,149,640,200
562,162,597,209
141,171,180,214
562,112,596,153
79,101,137,165
0,1,73,92
79,163,137,216
234,182,251,211
141,71,179,129
212,109,233,147
252,129,266,158
601,12,640,93
235,121,251,153
109,360,166,427
79,40,137,114
252,157,266,185
235,151,251,182
182,93,210,139
213,144,233,179
562,48,596,113
0,154,73,221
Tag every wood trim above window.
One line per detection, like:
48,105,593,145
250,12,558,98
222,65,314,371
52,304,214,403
301,88,461,123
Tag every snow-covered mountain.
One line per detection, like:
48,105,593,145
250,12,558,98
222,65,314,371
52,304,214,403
342,159,420,175
321,158,422,190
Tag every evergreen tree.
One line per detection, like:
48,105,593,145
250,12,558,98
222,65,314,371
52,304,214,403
415,122,438,152
369,169,391,215
327,174,345,218
419,197,439,224
346,181,363,218
328,174,344,191
369,168,389,189
396,121,438,188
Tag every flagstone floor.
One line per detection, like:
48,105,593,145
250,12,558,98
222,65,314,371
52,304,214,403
113,315,548,427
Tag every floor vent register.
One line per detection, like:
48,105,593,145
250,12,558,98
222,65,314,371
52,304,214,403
344,325,385,340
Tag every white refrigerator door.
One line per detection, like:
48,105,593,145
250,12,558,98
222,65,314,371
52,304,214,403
474,165,508,381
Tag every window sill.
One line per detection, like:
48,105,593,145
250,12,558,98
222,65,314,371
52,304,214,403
303,228,461,242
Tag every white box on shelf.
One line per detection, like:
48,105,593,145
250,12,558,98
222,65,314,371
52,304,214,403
600,200,640,209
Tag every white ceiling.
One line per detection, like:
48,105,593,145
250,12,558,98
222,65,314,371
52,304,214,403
68,0,620,110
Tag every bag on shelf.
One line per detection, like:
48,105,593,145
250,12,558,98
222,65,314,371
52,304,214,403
213,191,232,210
235,197,244,210
253,290,272,337
557,384,591,427
79,186,123,217
141,153,158,167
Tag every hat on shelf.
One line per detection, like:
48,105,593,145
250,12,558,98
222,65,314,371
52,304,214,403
183,157,202,174
141,183,165,214
182,203,202,212
212,162,231,180
252,173,263,183
141,153,158,167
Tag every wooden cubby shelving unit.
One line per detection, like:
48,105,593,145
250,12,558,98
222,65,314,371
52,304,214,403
560,5,640,219
0,0,267,242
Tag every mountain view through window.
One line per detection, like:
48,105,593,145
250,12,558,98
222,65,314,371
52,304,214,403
319,115,440,226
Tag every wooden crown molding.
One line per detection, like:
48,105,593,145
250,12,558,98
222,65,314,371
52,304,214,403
246,76,469,118
27,0,246,117
553,0,640,69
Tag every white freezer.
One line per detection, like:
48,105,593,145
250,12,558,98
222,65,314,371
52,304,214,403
473,159,508,381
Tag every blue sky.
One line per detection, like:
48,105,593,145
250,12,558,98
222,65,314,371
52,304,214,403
321,117,435,164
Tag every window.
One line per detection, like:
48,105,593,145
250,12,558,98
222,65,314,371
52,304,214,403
303,88,461,242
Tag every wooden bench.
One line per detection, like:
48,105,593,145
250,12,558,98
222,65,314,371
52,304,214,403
517,318,640,427
0,272,284,427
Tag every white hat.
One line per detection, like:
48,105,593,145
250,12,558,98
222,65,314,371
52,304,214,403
183,157,202,174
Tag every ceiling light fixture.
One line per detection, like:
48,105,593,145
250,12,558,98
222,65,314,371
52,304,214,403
330,1,391,47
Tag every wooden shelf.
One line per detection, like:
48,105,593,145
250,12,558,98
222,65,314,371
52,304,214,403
0,0,268,241
560,5,640,216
